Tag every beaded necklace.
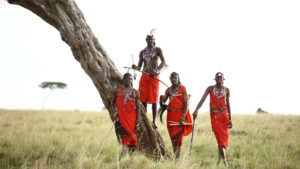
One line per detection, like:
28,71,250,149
122,87,133,104
169,84,180,95
143,47,156,69
168,84,183,106
213,85,225,106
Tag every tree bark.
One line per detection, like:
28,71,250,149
7,0,170,158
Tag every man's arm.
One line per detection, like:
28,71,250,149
132,51,144,70
137,51,144,70
110,88,119,121
159,88,170,104
226,87,232,129
134,90,141,131
180,86,188,125
157,47,166,72
193,86,212,120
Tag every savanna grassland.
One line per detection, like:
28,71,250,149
0,109,299,169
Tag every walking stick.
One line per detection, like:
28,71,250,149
95,120,116,160
124,66,169,87
188,119,195,163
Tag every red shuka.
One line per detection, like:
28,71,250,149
138,72,159,104
116,88,137,146
167,85,193,146
210,86,229,148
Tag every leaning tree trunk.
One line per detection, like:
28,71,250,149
7,0,170,158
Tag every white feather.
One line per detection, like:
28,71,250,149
150,29,156,36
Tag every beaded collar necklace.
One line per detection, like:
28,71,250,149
213,85,225,98
213,85,225,106
169,84,180,95
122,87,133,104
143,47,156,69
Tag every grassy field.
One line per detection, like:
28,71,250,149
0,109,299,169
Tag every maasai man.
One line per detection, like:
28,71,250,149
160,72,192,160
111,73,140,155
193,72,232,166
132,31,166,129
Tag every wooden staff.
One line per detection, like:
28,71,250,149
124,66,169,87
168,120,193,125
95,120,116,160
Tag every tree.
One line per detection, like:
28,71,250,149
39,81,67,110
256,107,268,114
7,0,170,157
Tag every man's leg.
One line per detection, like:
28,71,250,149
174,146,181,160
128,146,136,154
217,148,221,166
152,103,157,129
172,142,181,160
142,102,147,111
122,145,129,155
221,147,228,166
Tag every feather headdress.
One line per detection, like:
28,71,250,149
149,28,156,36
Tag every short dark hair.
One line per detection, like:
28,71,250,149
170,72,179,77
123,73,132,79
215,72,225,80
170,72,181,84
146,34,155,39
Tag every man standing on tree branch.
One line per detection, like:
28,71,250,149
193,72,232,166
111,73,140,155
132,30,166,129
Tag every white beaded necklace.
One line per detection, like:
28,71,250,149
143,47,155,69
122,87,133,104
213,85,225,106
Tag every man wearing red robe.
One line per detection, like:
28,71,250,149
112,73,140,155
160,72,192,159
193,72,232,166
132,32,166,129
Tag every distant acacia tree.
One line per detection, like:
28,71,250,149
256,107,268,114
39,81,67,109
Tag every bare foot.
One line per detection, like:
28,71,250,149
152,122,157,129
224,160,228,167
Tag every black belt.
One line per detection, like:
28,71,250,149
168,108,183,112
210,110,228,115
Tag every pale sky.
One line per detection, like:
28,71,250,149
0,0,299,114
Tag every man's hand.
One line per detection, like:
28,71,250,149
159,95,164,105
148,70,156,77
135,122,140,132
113,112,118,122
179,117,185,126
193,111,198,120
228,120,233,129
153,68,160,75
132,64,138,69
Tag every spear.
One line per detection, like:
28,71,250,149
124,66,169,87
189,119,196,163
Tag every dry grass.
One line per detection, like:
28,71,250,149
0,109,299,169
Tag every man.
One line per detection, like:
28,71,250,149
132,32,166,129
111,73,140,155
160,72,192,159
193,72,232,166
